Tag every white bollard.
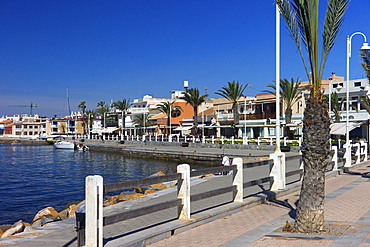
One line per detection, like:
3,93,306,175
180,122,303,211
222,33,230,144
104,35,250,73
354,143,361,164
269,151,286,191
344,141,352,167
85,175,103,247
177,164,190,220
361,141,368,161
232,158,243,202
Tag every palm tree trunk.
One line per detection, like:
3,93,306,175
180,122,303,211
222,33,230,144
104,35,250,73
233,104,239,138
284,108,292,138
295,96,330,232
193,107,198,136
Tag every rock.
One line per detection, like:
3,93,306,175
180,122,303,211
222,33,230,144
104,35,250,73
58,204,78,220
150,183,167,190
149,171,165,177
1,220,25,238
33,206,59,223
144,189,158,194
32,215,60,228
134,187,145,194
0,228,3,237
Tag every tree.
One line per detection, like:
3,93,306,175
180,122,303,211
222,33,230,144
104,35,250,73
95,102,109,128
77,101,87,134
360,50,370,80
154,101,183,135
264,78,308,137
113,99,131,136
180,88,208,136
84,110,95,134
77,101,87,114
132,114,154,135
216,81,248,137
276,0,349,233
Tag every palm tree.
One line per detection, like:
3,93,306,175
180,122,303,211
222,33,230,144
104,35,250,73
77,101,87,134
263,78,308,137
180,88,208,136
84,110,95,135
77,101,87,114
154,101,183,135
276,0,349,233
360,50,370,80
132,114,154,135
113,99,131,136
95,102,109,128
325,92,344,122
216,81,248,137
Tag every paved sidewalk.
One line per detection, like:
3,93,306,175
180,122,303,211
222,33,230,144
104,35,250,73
148,163,370,247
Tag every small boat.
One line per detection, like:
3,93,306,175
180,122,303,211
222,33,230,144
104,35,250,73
76,143,89,151
54,141,75,149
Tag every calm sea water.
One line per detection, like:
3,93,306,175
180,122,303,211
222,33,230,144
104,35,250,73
0,143,211,225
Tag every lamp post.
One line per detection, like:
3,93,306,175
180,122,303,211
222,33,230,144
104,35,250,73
244,96,247,139
275,4,281,152
345,32,370,167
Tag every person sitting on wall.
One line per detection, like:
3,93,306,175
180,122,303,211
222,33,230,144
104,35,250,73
221,154,231,175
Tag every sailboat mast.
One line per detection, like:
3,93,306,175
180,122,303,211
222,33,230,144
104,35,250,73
66,88,71,116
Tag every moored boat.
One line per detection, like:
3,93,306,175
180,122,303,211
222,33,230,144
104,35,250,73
76,143,89,151
53,141,75,149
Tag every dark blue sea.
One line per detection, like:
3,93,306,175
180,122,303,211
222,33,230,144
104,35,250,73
0,143,210,225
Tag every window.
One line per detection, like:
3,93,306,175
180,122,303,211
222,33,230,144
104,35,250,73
354,81,361,87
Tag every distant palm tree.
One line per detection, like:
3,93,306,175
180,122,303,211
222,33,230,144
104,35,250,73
154,101,183,135
324,92,344,122
84,110,95,135
113,99,131,136
132,114,154,135
216,81,248,137
276,0,349,233
77,101,87,114
77,101,87,134
95,102,109,128
263,78,308,137
180,88,208,136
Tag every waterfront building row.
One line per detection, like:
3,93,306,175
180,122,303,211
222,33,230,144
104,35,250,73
1,74,370,143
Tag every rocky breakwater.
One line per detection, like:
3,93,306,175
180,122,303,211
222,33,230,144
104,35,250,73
0,202,81,238
0,171,214,239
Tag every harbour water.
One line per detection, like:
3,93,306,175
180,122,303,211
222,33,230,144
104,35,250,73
0,143,211,225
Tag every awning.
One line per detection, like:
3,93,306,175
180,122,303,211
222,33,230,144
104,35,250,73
330,121,364,135
174,126,192,131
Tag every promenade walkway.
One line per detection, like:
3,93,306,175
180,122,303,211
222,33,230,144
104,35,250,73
148,162,370,247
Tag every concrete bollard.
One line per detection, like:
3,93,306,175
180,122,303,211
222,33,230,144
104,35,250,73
269,151,286,191
331,146,338,170
177,164,190,220
232,158,243,202
85,175,103,247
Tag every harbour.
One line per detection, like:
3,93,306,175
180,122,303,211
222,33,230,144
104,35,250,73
0,140,217,226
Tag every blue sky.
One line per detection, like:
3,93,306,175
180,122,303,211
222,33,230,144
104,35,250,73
1,0,369,117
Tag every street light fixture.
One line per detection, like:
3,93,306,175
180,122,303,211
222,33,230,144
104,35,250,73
345,32,370,167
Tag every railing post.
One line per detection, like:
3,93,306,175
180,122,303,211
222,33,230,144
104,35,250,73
344,140,352,167
85,175,103,247
331,146,338,170
361,141,368,161
169,135,172,142
269,151,286,191
212,136,215,144
232,158,243,202
177,164,190,220
354,143,361,164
